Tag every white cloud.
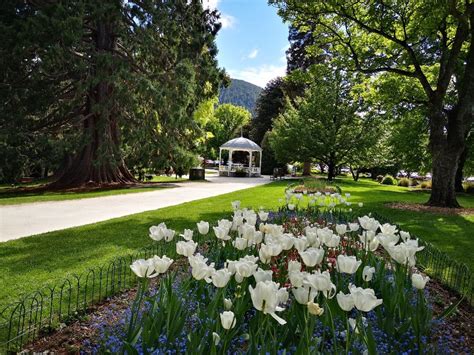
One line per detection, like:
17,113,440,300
220,13,236,29
202,0,235,29
247,48,259,59
229,64,286,88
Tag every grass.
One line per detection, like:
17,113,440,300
0,178,472,311
0,175,188,206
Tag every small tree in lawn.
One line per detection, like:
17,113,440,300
270,65,380,181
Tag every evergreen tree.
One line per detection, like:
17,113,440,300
0,0,224,187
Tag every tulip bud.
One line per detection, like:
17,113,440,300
411,273,429,289
307,301,324,316
220,311,236,330
224,298,233,310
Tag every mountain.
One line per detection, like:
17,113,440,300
219,79,262,116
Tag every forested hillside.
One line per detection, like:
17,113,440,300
219,79,262,116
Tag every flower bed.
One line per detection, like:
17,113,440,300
74,194,470,354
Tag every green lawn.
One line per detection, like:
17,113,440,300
0,178,472,311
0,176,188,206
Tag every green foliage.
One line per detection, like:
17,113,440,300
219,79,262,116
398,178,411,188
204,104,252,159
464,183,474,194
381,175,397,185
270,65,383,180
420,181,432,189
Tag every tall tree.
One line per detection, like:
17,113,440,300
0,0,224,187
271,0,474,207
270,65,380,180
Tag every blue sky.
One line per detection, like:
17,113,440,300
204,0,289,88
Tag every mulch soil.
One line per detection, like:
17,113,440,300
386,202,474,216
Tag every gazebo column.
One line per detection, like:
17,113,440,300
229,149,233,176
249,151,253,177
259,151,262,176
218,148,222,176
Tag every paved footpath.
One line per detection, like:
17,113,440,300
0,176,270,242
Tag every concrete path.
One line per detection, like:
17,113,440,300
0,176,270,242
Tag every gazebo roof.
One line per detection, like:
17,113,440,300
220,137,262,151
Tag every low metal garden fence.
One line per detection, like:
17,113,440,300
373,212,473,304
0,243,166,353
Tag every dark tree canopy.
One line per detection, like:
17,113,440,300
0,0,225,186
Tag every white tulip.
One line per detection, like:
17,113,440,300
149,255,173,274
336,255,362,274
191,261,215,283
233,237,248,250
400,230,411,242
252,231,263,244
224,298,233,310
358,202,363,207
349,284,383,312
218,219,232,232
213,226,231,241
362,266,376,281
130,259,156,278
279,233,295,250
176,240,197,257
299,248,325,267
149,222,167,241
249,281,287,325
288,204,295,211
288,260,301,273
335,224,348,236
232,216,244,231
234,260,258,283
180,229,193,241
240,223,256,240
293,236,309,252
231,200,241,210
336,291,354,311
188,253,208,268
325,234,340,248
220,311,236,329
212,332,220,345
349,223,359,232
258,211,269,222
411,273,429,289
305,271,336,298
292,285,318,304
379,223,398,236
254,268,273,283
307,301,324,316
212,269,232,288
197,221,209,235
289,270,307,288
317,227,333,244
358,216,379,232
163,228,175,242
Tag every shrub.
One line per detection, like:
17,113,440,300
398,177,410,187
464,183,474,194
420,180,432,189
381,175,397,185
410,178,421,187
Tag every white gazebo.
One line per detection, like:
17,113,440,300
219,137,262,177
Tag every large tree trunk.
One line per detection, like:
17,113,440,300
51,13,136,189
327,161,336,181
302,161,312,176
455,146,468,192
426,110,464,207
